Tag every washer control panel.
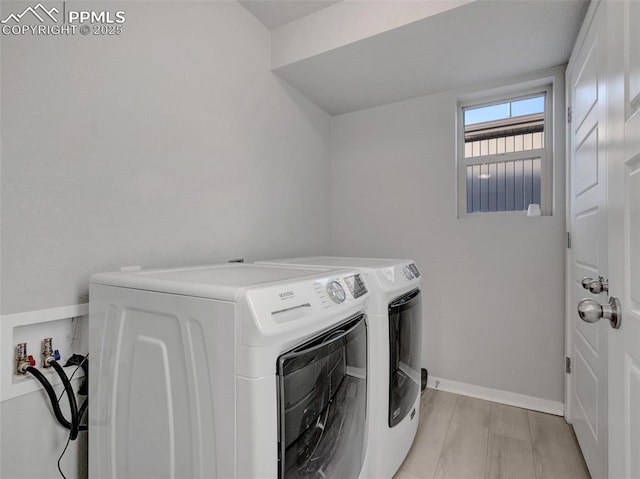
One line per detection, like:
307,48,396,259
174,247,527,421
312,273,366,309
245,270,369,336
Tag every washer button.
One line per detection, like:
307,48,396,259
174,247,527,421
326,281,346,303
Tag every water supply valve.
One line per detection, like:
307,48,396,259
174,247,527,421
42,337,57,367
16,343,36,375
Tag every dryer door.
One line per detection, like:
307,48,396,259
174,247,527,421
277,314,367,479
388,289,422,427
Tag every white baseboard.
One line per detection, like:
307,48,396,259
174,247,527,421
426,376,564,416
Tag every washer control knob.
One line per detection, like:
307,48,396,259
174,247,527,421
403,266,415,280
326,281,346,304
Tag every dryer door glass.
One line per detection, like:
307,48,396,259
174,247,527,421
277,314,367,479
388,289,422,427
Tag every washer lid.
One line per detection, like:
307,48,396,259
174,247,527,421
90,263,336,301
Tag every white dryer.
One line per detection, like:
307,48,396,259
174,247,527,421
257,257,422,479
89,263,371,478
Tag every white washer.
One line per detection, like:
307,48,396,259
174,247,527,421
89,263,371,478
257,257,422,479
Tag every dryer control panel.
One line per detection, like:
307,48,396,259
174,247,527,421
379,262,421,284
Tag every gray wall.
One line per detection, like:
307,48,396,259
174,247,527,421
0,1,331,316
330,69,566,403
0,2,331,477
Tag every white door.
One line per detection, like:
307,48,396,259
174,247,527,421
566,3,608,478
607,1,640,478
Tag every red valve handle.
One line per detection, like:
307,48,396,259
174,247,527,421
27,355,36,367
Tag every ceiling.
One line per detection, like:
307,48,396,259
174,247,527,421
238,0,342,29
272,0,589,115
236,0,589,115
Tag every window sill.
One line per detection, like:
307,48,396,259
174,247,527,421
457,210,552,220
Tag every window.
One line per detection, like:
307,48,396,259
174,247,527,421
458,88,551,216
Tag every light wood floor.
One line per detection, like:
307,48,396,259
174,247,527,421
394,389,591,479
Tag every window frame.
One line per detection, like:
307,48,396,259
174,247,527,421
456,84,553,218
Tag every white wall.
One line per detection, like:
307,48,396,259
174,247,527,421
0,1,332,316
271,0,472,68
330,67,567,405
0,2,331,477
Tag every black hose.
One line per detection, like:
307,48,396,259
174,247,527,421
64,354,88,396
78,398,89,424
50,361,79,440
25,366,73,430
